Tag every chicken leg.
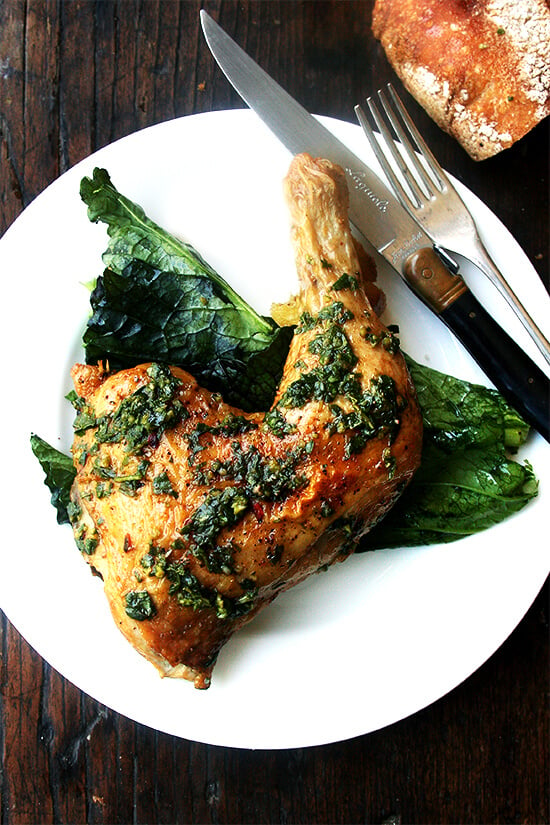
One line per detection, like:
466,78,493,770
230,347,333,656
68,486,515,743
69,154,423,688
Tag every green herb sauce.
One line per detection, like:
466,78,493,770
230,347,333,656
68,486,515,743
328,374,404,457
152,471,178,498
276,301,404,458
331,273,358,291
92,456,150,497
186,413,257,460
195,442,307,501
94,363,188,455
361,324,401,354
67,499,99,555
68,391,98,435
262,408,296,437
295,301,354,334
140,547,256,620
180,487,250,570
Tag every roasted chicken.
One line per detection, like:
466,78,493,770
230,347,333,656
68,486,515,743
69,154,423,688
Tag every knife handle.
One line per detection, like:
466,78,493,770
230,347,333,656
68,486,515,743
404,247,550,442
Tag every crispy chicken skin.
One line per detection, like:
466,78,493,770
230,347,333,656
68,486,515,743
69,154,423,688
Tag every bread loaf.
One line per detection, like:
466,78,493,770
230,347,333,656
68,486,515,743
372,0,550,160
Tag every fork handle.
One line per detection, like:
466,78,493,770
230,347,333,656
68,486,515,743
464,240,550,366
404,247,550,442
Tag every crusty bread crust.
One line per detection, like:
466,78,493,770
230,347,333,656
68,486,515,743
372,0,550,160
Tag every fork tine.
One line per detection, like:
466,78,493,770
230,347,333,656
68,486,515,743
369,89,435,205
386,83,451,193
354,102,413,208
354,101,424,210
377,87,438,199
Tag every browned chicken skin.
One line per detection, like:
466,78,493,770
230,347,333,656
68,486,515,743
69,154,423,688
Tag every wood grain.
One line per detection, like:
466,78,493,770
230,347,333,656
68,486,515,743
0,2,548,822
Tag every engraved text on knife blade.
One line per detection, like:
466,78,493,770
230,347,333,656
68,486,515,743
346,167,389,212
346,166,424,268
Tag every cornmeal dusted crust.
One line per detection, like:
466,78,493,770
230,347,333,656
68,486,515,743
372,0,550,160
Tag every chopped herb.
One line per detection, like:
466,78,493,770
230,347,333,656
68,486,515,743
361,325,400,354
141,547,168,578
167,558,256,619
186,413,257,460
198,443,308,501
295,301,354,334
278,301,404,452
201,542,236,575
211,412,257,437
66,499,99,555
180,487,250,569
263,408,296,437
279,323,357,407
92,457,149,496
140,545,255,618
332,272,358,291
73,524,99,555
94,363,187,455
152,471,178,498
69,393,98,435
95,481,113,498
327,374,404,456
125,590,156,621
295,311,316,333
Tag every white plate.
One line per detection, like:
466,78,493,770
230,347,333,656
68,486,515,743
0,111,548,750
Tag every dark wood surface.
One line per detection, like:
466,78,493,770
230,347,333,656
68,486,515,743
1,2,548,823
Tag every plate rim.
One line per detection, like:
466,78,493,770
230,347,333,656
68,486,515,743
0,109,548,749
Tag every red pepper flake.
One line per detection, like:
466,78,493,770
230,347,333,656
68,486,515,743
123,534,134,553
252,501,264,522
147,432,160,449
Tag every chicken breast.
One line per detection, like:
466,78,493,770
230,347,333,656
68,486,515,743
69,154,423,688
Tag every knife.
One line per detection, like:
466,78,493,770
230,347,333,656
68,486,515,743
200,11,550,442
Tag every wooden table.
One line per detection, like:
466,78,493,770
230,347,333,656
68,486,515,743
1,2,548,822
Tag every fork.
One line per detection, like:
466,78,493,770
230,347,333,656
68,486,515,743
354,84,550,367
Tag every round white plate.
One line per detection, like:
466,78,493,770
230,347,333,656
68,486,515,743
0,110,548,749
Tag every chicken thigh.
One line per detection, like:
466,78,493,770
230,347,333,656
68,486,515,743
69,154,423,688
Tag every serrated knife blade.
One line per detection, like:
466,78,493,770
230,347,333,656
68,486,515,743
200,10,549,440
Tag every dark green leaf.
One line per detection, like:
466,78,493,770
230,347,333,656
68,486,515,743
83,260,293,411
80,170,293,411
359,358,537,551
80,167,275,327
404,355,529,451
362,443,538,549
30,434,76,524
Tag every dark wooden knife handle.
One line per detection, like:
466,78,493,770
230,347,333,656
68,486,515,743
404,247,550,441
